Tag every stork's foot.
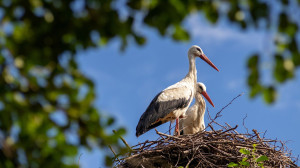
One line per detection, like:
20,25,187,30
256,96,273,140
174,129,180,136
174,128,179,136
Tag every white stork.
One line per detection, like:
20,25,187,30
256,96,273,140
179,82,213,135
136,45,219,137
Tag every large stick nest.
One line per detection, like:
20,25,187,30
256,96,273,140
115,95,299,168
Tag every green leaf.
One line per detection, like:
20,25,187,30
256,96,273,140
274,54,284,81
227,162,239,167
247,54,263,98
133,35,146,45
289,37,298,54
169,0,185,14
204,5,219,23
239,148,251,155
107,117,115,126
252,143,257,153
258,163,264,167
113,127,126,136
127,0,143,9
247,54,259,69
286,23,298,37
248,69,259,87
239,161,250,166
172,25,189,41
274,54,292,83
256,155,269,162
292,53,300,66
278,12,288,33
281,0,289,5
105,155,114,166
0,55,5,64
263,86,277,104
249,84,262,98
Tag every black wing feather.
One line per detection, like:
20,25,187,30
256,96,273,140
136,91,191,137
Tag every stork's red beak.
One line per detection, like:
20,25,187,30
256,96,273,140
201,91,215,107
200,54,219,72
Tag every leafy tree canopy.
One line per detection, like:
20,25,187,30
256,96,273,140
0,0,299,167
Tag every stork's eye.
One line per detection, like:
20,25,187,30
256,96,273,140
196,48,201,52
199,86,203,90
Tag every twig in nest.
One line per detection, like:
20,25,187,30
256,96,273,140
253,129,263,143
207,108,227,130
155,128,181,140
263,130,268,139
169,121,172,135
225,122,239,134
207,93,243,130
214,93,244,121
243,114,249,134
219,125,238,135
108,145,121,163
154,123,176,141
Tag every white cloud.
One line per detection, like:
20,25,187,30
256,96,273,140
186,14,262,45
271,81,300,112
227,78,244,90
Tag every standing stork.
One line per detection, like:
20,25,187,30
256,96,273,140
179,82,213,135
136,45,219,137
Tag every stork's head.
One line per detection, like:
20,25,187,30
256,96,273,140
188,45,219,72
196,82,215,107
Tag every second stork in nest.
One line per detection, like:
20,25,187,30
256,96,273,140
179,82,214,135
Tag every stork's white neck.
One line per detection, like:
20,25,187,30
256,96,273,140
195,94,206,124
185,54,197,84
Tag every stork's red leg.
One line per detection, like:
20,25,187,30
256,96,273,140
175,118,179,136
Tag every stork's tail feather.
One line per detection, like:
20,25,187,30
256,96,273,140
136,121,146,137
136,120,163,137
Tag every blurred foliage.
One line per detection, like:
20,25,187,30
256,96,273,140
126,0,300,104
127,0,300,104
0,0,300,167
0,0,129,167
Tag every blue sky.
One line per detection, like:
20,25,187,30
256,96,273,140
76,13,300,167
